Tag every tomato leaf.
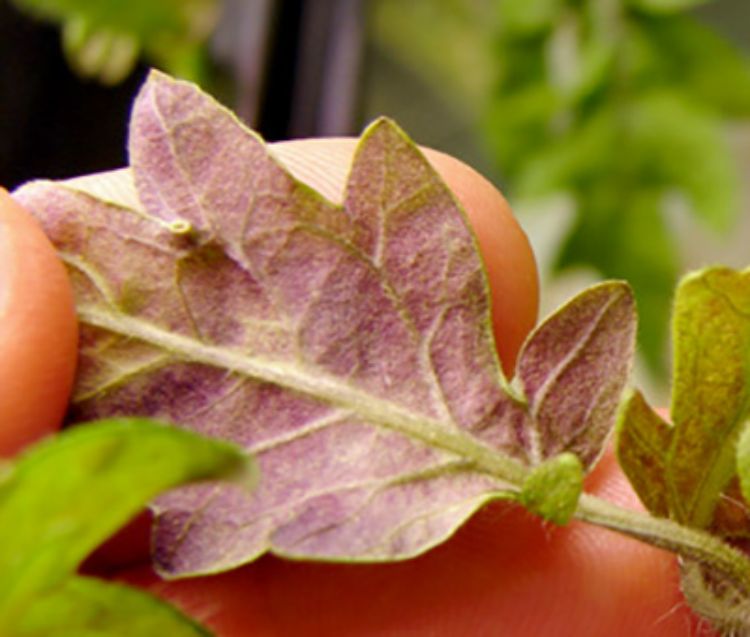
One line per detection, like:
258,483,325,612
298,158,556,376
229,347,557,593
617,267,750,531
14,71,636,577
12,576,211,637
669,267,750,528
516,281,636,468
615,389,672,518
0,417,253,633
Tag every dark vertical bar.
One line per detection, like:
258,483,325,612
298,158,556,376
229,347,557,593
316,0,366,136
214,0,277,127
288,0,366,138
257,0,304,140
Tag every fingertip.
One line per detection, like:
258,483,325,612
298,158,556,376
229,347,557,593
0,188,78,456
422,149,539,374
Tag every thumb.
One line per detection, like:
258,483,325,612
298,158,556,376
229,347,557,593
0,188,77,456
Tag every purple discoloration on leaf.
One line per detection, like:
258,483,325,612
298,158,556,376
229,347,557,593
516,282,636,468
13,71,637,576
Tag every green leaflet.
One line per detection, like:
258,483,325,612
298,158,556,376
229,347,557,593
0,418,255,634
12,577,211,637
670,268,750,527
617,267,750,531
615,390,672,518
519,453,583,525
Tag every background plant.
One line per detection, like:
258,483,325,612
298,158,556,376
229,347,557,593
9,0,218,84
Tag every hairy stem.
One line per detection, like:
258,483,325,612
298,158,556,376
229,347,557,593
574,492,750,594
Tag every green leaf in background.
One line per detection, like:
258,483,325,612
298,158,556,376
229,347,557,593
626,91,737,233
494,3,750,377
496,0,565,35
556,189,678,375
0,418,255,634
635,15,750,117
627,0,711,15
617,267,750,531
11,0,218,83
371,0,497,114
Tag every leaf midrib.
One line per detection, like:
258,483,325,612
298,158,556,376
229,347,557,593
77,306,529,487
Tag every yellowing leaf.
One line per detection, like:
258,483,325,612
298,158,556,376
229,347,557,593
617,267,750,534
616,389,672,517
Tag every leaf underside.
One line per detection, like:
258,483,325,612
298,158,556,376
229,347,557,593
15,71,636,577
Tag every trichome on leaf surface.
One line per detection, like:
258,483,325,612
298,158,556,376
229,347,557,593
11,71,750,635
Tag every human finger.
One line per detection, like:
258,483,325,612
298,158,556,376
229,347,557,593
0,188,77,456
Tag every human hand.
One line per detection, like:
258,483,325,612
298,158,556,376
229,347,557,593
1,143,708,636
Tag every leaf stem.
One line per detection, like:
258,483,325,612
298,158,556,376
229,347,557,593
574,492,750,594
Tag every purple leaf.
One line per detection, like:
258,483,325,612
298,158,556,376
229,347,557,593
516,281,637,468
13,71,636,577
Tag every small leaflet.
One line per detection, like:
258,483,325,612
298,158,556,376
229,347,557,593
516,281,636,469
14,71,637,576
617,267,750,534
615,389,672,518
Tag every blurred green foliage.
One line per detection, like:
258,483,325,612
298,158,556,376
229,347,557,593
374,0,750,376
11,0,218,83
